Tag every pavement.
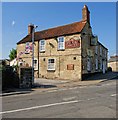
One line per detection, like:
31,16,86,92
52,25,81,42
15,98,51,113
1,71,118,97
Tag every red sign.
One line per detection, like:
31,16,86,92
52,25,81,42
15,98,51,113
65,38,80,49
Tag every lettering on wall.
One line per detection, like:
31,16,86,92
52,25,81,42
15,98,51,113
65,36,80,49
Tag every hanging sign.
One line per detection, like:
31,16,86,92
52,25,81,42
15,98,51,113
25,42,32,54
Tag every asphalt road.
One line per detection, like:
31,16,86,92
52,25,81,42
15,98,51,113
2,79,117,118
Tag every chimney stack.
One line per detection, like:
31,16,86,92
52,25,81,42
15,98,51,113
28,24,34,35
82,5,90,24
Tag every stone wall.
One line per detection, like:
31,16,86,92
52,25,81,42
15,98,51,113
39,34,82,81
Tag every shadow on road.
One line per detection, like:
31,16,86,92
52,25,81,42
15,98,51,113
33,83,57,88
82,71,118,81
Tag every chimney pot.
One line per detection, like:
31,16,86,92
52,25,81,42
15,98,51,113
28,23,34,35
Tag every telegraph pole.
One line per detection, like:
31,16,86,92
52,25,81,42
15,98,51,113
31,24,38,86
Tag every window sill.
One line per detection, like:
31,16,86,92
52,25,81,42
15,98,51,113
40,51,45,53
57,49,65,51
47,70,55,72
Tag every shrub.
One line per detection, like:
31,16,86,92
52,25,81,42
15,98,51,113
107,67,112,72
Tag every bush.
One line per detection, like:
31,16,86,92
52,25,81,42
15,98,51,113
107,67,112,72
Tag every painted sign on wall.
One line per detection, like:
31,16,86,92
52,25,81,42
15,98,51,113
65,36,80,49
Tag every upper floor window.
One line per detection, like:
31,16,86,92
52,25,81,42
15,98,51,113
95,46,98,54
40,40,45,52
57,36,65,50
47,58,55,71
100,46,102,56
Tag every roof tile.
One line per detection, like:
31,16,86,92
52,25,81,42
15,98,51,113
17,20,86,44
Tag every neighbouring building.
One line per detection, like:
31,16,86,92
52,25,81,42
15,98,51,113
108,55,118,72
17,5,108,81
0,59,10,66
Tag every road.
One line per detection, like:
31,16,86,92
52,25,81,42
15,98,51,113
2,79,117,118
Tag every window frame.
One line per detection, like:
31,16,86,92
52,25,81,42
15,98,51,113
33,58,38,70
95,57,98,70
47,58,56,71
87,57,91,71
39,39,45,52
57,36,65,50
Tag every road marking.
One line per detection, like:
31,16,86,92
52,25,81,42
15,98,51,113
87,98,96,101
0,100,78,114
110,94,116,97
63,96,76,101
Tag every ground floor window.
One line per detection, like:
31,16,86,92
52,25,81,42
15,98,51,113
47,59,55,71
95,58,98,70
100,59,102,70
34,58,38,70
87,57,91,71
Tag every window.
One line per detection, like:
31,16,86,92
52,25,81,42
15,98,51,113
87,57,91,71
33,58,38,70
40,40,45,52
95,46,98,54
95,58,98,70
100,58,102,70
100,46,102,56
48,59,55,70
57,36,65,50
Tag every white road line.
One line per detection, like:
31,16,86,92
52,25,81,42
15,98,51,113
110,94,116,97
63,97,76,101
0,100,78,115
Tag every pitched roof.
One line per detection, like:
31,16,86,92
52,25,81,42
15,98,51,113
109,55,118,62
17,20,86,44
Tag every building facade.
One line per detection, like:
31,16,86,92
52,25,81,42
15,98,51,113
108,55,118,72
17,5,108,81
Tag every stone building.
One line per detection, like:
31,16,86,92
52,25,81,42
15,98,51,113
17,5,108,81
108,55,118,72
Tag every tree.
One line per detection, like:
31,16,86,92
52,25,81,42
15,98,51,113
9,48,17,61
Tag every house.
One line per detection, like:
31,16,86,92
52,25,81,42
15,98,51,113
10,58,18,66
0,59,10,66
17,5,108,81
108,55,118,72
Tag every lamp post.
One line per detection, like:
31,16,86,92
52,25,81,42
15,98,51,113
31,24,38,86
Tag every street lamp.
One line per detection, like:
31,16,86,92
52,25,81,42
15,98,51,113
32,24,38,86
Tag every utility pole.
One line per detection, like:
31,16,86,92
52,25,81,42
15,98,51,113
31,24,38,86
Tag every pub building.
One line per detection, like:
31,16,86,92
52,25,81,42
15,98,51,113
17,5,108,81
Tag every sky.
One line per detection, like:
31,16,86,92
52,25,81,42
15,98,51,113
2,2,116,59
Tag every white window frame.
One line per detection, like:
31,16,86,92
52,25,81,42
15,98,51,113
57,36,65,50
33,58,38,70
39,39,45,52
87,57,91,71
95,57,98,70
100,58,102,70
47,58,55,71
